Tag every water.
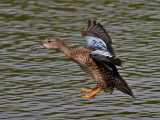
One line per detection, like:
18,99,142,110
0,0,160,120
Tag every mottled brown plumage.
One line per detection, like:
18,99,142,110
31,20,135,98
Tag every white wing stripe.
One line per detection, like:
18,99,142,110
91,50,112,57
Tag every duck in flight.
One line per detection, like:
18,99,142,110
32,20,135,98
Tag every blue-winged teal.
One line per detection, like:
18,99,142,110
32,20,135,98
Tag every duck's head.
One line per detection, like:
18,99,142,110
32,37,62,50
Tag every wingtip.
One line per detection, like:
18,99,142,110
88,19,91,24
87,19,97,24
84,19,112,44
93,20,97,24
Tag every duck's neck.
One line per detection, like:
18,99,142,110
58,41,73,57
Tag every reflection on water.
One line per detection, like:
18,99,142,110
0,0,160,120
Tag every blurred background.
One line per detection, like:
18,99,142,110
0,0,160,119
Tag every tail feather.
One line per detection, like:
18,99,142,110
115,76,135,98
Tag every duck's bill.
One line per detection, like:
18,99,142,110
31,45,45,50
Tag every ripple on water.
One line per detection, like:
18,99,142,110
0,0,160,119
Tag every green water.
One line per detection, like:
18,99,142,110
0,0,160,120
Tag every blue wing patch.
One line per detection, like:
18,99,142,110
85,36,107,50
85,36,113,57
91,50,112,57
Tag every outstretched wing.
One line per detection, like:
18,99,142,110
82,20,115,56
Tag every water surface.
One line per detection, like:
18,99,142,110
0,0,160,120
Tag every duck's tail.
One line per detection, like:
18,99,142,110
115,75,136,98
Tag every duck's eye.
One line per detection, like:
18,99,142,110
48,40,51,43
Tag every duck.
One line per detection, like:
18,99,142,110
32,20,135,98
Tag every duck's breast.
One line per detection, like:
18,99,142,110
70,48,97,78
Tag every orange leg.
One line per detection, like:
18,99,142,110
78,86,98,93
78,88,101,98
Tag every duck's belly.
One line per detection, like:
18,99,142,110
77,62,95,79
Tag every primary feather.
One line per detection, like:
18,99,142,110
82,20,115,56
